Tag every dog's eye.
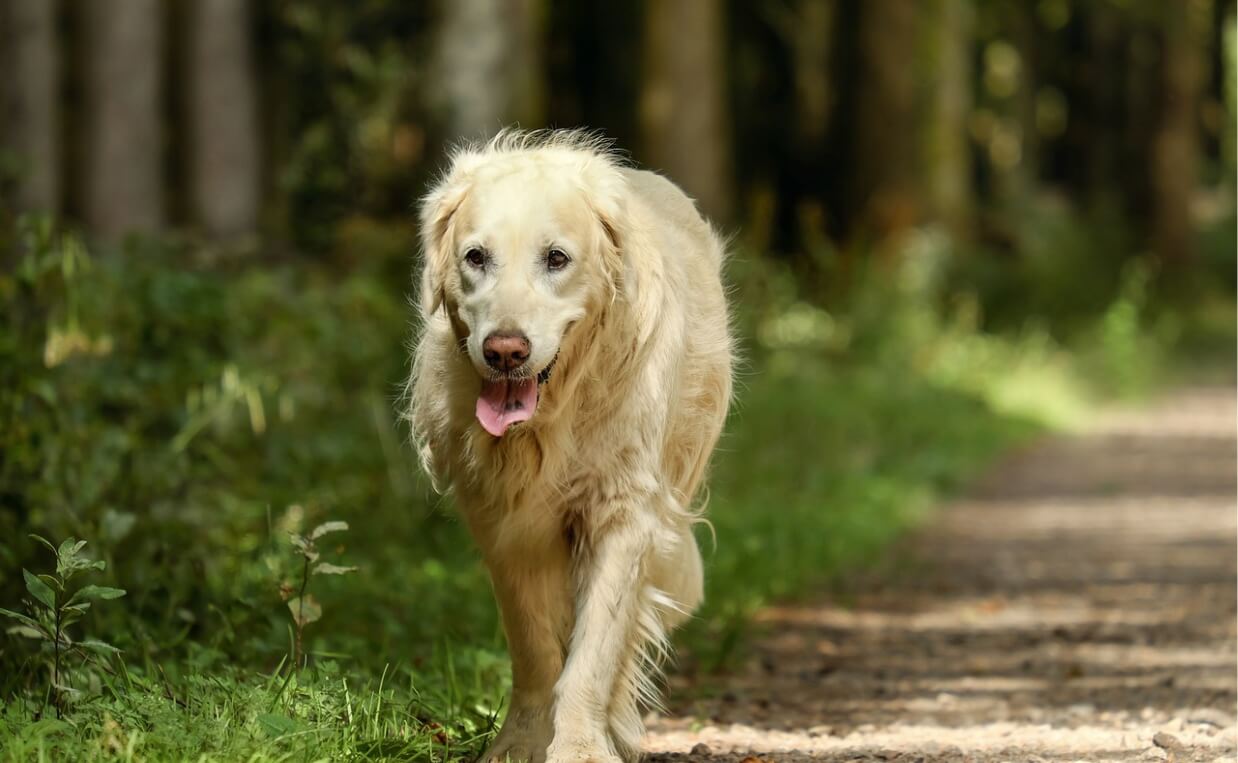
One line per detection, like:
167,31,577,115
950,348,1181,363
464,247,487,269
546,248,571,271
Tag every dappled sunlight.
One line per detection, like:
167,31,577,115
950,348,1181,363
650,388,1236,760
647,719,1235,760
756,594,1215,633
1,1,1234,759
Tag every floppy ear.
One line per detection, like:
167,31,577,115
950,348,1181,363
586,169,631,299
589,173,663,341
417,165,473,316
593,199,624,284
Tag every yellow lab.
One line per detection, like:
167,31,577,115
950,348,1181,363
407,130,733,763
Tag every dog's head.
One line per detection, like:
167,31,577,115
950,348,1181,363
418,133,626,437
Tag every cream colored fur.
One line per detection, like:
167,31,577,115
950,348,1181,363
406,130,733,763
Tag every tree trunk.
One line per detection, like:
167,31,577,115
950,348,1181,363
1,0,61,214
186,0,260,240
82,0,164,238
640,0,733,223
432,0,545,142
1151,0,1212,265
1084,3,1126,212
785,0,835,159
851,0,920,238
920,0,973,236
1224,5,1237,188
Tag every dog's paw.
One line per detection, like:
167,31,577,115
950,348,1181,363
544,754,622,763
544,738,623,763
544,754,623,763
480,720,554,763
479,737,547,763
480,697,555,763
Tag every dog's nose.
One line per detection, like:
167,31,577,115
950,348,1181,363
483,332,531,372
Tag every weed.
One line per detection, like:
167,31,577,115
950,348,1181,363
0,536,126,718
281,519,357,670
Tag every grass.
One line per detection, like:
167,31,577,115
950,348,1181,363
0,215,1226,761
1,659,503,761
0,360,1041,761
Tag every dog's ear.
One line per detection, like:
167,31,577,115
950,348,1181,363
594,200,624,272
587,172,630,298
417,159,475,316
589,174,664,341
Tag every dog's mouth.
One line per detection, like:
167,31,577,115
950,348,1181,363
475,355,558,437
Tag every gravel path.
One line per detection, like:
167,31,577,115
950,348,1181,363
646,387,1237,762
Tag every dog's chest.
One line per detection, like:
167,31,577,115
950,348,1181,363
480,460,615,543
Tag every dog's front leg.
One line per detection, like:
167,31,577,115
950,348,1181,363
480,549,574,763
547,507,663,763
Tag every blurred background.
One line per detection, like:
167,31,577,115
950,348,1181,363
0,1,1234,758
1,0,1234,264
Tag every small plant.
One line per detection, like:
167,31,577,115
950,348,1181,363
280,519,356,670
0,535,126,717
1098,259,1158,395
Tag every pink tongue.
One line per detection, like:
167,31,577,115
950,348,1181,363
476,377,539,437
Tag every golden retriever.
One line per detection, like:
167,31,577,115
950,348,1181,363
406,130,733,763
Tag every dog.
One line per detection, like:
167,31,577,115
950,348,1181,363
406,130,733,763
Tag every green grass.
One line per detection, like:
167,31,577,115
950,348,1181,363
0,216,1219,761
0,359,1041,761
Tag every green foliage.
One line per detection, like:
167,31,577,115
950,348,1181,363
282,519,357,669
1085,260,1167,396
0,654,505,762
0,212,1223,759
0,535,126,718
0,216,505,758
265,2,433,254
947,203,1140,334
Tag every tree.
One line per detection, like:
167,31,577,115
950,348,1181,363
186,0,261,240
762,0,838,245
431,0,545,142
1,0,61,214
921,0,974,235
778,0,836,163
850,0,920,239
1084,2,1126,211
82,0,164,238
1151,0,1213,264
640,0,734,223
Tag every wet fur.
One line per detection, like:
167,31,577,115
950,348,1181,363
406,130,733,762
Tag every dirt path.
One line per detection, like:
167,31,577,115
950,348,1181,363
646,387,1237,762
